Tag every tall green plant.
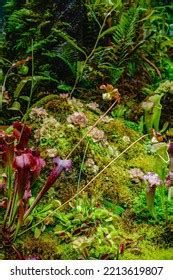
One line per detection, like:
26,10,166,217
142,94,164,133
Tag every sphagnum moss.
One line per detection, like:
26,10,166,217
17,95,171,260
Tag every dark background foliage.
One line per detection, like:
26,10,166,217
0,0,172,124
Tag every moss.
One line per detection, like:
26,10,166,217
87,139,110,158
151,248,173,260
58,244,80,260
98,118,146,161
102,119,140,141
23,95,60,120
19,233,61,260
85,110,99,124
123,246,173,260
53,171,78,203
45,99,74,123
29,97,156,206
129,155,158,173
89,165,132,204
0,251,5,260
118,224,169,260
23,96,172,260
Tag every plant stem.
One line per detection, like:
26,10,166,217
22,39,34,122
18,134,147,237
76,141,89,206
0,67,13,110
70,9,113,97
66,99,117,159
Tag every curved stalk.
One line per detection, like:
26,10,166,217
18,134,147,237
70,9,114,97
66,99,117,159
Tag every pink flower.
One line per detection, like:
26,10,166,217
23,188,32,202
87,102,100,112
100,84,114,91
88,127,106,143
59,93,69,99
24,157,72,219
13,151,45,201
67,112,87,127
129,168,144,183
143,172,162,215
143,172,162,189
43,157,72,193
13,153,35,201
13,153,37,171
30,150,45,182
29,107,48,121
100,84,121,102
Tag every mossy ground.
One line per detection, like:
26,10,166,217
1,96,172,260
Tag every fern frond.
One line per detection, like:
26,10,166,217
52,29,87,57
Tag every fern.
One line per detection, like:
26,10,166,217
112,7,140,63
43,43,79,77
86,0,122,11
3,0,16,14
87,4,162,86
6,9,39,33
52,29,87,57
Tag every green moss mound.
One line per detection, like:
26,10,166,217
15,96,172,260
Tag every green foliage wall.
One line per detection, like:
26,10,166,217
1,0,172,114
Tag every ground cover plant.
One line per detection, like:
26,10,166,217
0,0,173,260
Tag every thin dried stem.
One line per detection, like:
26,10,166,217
69,9,114,98
66,100,117,159
18,134,147,237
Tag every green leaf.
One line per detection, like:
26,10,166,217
160,122,169,133
139,10,155,22
99,26,117,39
58,84,73,91
18,65,29,75
14,76,59,99
8,101,21,111
19,96,30,102
53,29,87,57
92,208,109,219
34,227,41,239
14,78,30,99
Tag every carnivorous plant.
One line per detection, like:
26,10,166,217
0,122,72,254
